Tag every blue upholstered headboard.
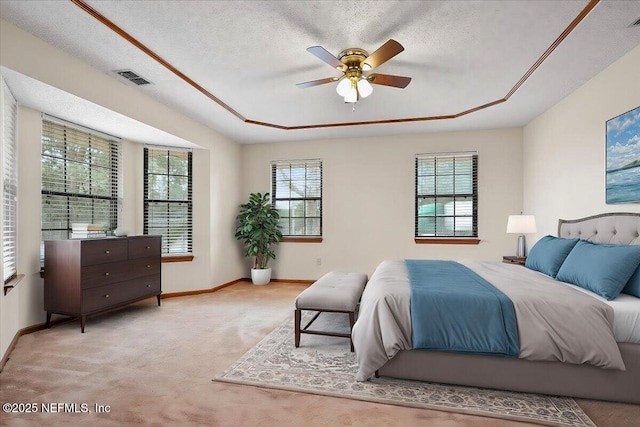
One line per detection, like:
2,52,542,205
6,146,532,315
558,213,640,246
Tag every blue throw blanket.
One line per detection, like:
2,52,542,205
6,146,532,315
405,260,519,357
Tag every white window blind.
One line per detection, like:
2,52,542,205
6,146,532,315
41,118,121,245
271,159,322,237
415,152,478,238
144,147,192,255
2,76,18,283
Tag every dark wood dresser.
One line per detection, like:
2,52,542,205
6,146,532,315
44,236,162,332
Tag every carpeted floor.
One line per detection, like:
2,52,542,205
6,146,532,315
1,281,638,426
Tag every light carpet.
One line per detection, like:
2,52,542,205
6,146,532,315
215,312,595,427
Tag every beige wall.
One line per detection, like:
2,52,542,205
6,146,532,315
0,19,244,359
523,45,640,242
241,128,524,280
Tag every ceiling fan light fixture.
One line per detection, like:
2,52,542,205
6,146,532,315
357,78,373,98
298,40,409,107
336,78,351,96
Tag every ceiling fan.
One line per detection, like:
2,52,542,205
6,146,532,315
296,39,412,105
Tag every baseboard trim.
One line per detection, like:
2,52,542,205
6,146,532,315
241,278,314,285
161,278,245,299
0,317,72,372
270,278,315,285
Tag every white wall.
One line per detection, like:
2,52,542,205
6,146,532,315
242,128,524,280
523,45,640,241
0,19,244,360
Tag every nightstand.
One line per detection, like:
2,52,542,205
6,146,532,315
503,256,526,266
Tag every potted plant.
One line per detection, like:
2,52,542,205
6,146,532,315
235,192,283,285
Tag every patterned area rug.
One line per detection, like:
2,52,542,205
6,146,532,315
214,312,595,427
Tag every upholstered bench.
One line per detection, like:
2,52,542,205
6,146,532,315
294,271,367,352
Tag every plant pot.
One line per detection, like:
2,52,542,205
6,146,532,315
251,268,272,285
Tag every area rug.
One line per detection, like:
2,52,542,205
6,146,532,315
214,312,595,427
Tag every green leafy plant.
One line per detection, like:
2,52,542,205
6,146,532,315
235,192,283,269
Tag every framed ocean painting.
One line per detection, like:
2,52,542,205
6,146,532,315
606,106,640,204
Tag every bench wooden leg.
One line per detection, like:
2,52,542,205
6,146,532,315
349,311,355,352
294,309,301,348
296,308,358,351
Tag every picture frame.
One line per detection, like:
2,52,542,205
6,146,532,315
606,106,640,204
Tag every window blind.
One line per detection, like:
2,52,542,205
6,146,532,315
143,147,193,255
415,152,478,238
2,76,18,283
271,159,322,236
41,118,121,245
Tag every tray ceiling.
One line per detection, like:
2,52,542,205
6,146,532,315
1,0,639,144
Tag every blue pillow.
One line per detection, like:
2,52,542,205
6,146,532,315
525,235,579,278
556,240,640,300
622,266,640,298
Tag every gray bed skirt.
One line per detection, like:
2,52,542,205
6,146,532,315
378,342,640,404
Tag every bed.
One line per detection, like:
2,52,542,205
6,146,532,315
351,212,640,404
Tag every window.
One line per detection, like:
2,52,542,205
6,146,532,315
144,147,192,255
2,76,18,283
41,118,120,251
271,159,322,237
415,152,478,240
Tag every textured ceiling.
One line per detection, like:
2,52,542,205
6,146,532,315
1,0,639,144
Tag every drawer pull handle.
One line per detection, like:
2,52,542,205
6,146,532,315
147,264,151,268
105,250,110,254
104,294,110,298
105,272,110,276
146,246,151,249
146,284,152,288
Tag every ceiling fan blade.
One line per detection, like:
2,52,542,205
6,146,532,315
368,73,412,88
306,46,345,70
363,39,405,70
296,77,339,88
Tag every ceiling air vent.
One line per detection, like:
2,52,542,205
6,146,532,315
114,69,152,86
630,16,640,27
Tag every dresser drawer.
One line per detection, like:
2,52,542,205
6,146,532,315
82,275,161,313
81,257,160,289
129,236,161,259
81,239,128,266
128,257,161,279
82,262,132,289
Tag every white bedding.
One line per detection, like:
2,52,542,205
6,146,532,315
556,279,640,343
352,260,628,381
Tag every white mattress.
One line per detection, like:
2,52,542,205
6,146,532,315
558,281,640,344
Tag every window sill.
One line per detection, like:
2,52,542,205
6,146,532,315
281,237,323,243
4,274,25,296
415,238,480,245
162,254,194,263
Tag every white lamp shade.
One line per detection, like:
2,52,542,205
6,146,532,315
506,215,537,234
357,78,373,98
336,78,351,96
344,86,358,103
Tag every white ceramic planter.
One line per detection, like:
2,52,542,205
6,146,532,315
251,268,272,285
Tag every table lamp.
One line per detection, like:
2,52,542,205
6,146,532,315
507,215,537,257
